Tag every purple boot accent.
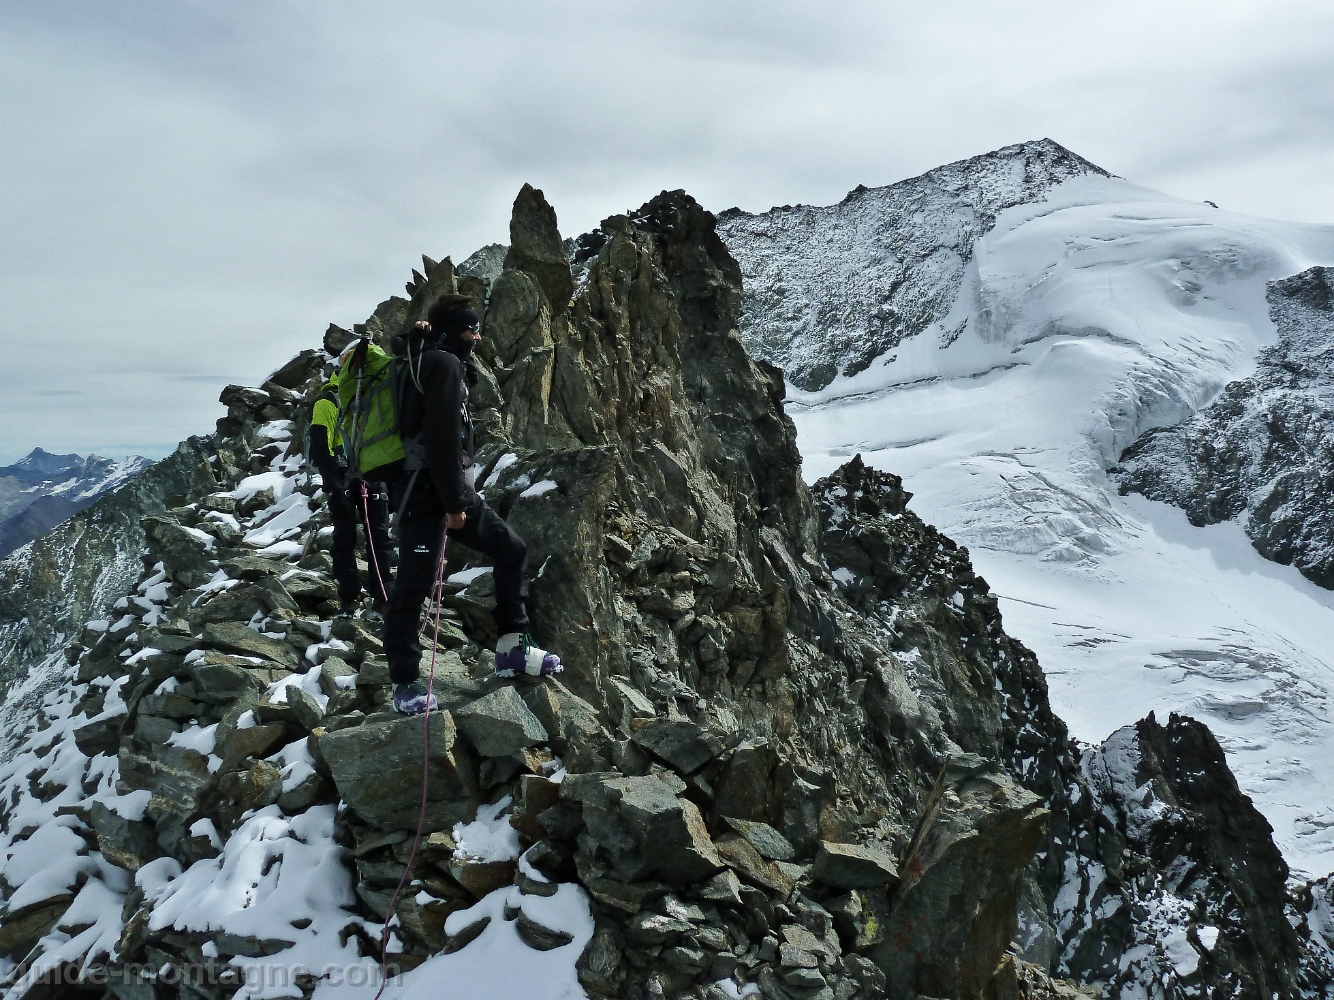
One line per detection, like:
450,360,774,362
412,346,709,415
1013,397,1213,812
392,682,438,715
495,633,563,678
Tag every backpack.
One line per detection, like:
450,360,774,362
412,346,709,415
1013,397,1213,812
336,338,426,479
301,382,343,474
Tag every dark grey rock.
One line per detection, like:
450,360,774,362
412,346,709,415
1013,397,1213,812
202,622,301,670
141,513,217,589
217,723,289,772
454,685,547,757
725,817,796,861
189,585,268,627
524,681,613,771
869,767,1047,999
232,760,282,810
88,801,162,871
1118,266,1334,589
285,685,324,732
515,912,575,951
504,183,574,316
630,717,723,775
73,714,122,758
190,653,267,704
319,711,470,830
573,773,724,886
692,870,743,905
283,573,338,604
811,842,898,890
318,655,357,696
277,771,325,813
117,743,213,822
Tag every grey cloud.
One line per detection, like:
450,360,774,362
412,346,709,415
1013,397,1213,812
3,0,1333,464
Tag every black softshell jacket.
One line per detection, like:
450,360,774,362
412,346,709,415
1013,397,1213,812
392,337,476,513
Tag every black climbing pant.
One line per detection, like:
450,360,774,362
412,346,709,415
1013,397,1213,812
328,480,392,604
384,485,529,685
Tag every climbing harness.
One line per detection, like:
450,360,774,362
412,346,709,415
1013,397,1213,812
357,479,391,604
374,528,449,999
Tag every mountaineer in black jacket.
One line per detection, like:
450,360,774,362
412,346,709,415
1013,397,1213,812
384,294,562,714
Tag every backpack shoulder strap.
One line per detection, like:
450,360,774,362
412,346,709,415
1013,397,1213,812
388,358,426,472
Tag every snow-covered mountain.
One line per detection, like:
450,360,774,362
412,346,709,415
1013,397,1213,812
0,449,152,559
718,140,1334,878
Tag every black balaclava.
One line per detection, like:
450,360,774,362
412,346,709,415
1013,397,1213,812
426,298,481,383
428,301,480,358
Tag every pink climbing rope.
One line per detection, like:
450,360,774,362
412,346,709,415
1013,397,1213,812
373,526,448,999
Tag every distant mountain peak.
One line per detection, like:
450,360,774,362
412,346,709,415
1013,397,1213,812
0,450,153,557
717,138,1118,391
838,138,1113,209
10,447,85,477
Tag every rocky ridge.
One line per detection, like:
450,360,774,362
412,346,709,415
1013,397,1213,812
0,186,1328,1000
1118,266,1334,590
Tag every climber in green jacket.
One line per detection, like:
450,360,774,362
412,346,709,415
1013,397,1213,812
307,369,391,615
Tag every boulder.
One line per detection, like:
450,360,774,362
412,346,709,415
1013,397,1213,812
217,722,288,772
714,833,792,897
319,711,471,830
254,697,296,726
318,656,357,697
869,765,1049,1000
189,653,267,704
277,772,326,813
202,622,302,670
219,555,285,580
139,691,207,719
283,573,339,604
606,677,658,736
523,681,613,771
714,739,778,824
285,685,325,731
117,744,213,822
569,772,724,886
189,585,268,627
395,892,468,953
510,773,563,842
516,912,574,951
74,714,122,758
630,717,723,775
267,349,323,390
259,576,298,613
141,514,216,589
224,760,283,810
454,686,547,758
88,802,162,871
812,841,899,889
449,857,518,898
722,817,795,862
0,898,71,958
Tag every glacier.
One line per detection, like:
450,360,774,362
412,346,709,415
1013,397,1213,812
720,145,1334,878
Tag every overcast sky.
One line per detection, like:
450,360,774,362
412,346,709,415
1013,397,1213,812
3,1,1333,465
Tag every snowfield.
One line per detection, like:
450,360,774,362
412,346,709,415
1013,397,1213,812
729,170,1334,877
